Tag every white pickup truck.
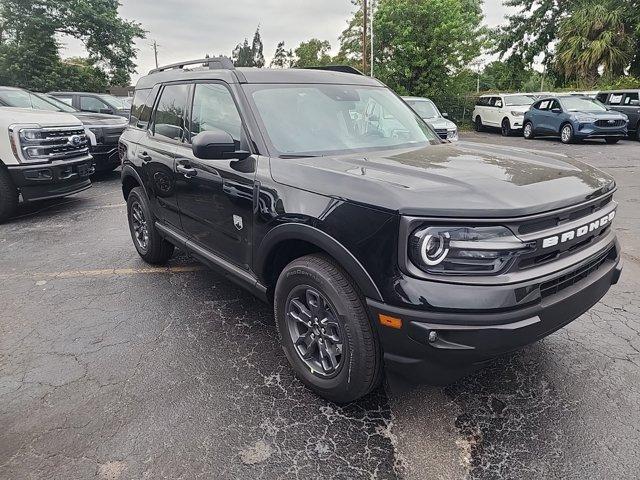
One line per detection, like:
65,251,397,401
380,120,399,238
0,107,94,221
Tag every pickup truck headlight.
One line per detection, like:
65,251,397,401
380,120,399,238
408,225,532,275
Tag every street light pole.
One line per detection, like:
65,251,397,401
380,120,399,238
370,0,374,77
362,0,368,75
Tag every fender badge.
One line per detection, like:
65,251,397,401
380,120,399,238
233,215,243,231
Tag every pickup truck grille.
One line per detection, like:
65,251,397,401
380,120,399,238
15,126,90,163
434,128,448,140
595,119,626,128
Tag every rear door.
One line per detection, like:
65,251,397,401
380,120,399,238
535,100,553,133
174,81,256,269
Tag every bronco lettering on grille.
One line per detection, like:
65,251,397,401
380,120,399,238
542,211,616,249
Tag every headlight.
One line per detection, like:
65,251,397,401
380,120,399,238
446,129,458,141
408,225,532,275
510,111,524,117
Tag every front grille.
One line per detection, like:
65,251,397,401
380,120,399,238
595,119,626,128
21,127,90,162
434,128,448,139
540,247,613,298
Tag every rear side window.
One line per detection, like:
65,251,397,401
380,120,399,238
609,93,623,105
538,100,551,110
130,87,154,129
624,92,639,105
80,95,109,113
153,84,189,142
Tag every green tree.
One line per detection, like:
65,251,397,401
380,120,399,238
293,39,332,67
270,41,287,68
232,28,265,67
555,0,634,86
374,0,487,98
251,28,265,68
0,0,144,88
337,0,366,67
480,56,539,91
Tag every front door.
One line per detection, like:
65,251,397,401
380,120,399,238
174,82,256,270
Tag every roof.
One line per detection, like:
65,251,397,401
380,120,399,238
135,66,384,90
598,89,640,93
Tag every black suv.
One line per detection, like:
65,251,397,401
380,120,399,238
119,58,622,403
596,90,640,141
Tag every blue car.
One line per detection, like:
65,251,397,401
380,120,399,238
523,96,629,144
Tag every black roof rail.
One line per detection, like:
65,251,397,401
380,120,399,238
149,57,235,75
303,65,364,76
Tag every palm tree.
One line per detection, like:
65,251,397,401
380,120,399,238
555,0,634,86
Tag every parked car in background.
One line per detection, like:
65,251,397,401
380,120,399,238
472,93,536,136
523,96,628,144
0,107,93,221
596,90,640,141
402,96,458,141
0,86,128,172
49,91,131,118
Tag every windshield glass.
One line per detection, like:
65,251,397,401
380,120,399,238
504,95,535,106
0,89,66,111
34,93,78,112
406,99,440,119
246,84,438,156
98,94,127,109
560,97,607,112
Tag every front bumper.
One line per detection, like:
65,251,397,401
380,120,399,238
368,241,622,384
7,156,94,202
575,123,628,139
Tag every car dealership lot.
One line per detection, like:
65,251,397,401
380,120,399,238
1,134,639,479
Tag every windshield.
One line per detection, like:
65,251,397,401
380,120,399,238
0,89,67,111
406,99,440,119
34,93,78,112
504,95,535,106
98,94,127,109
246,84,438,156
560,97,607,112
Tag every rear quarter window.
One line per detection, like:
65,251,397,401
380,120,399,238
130,86,159,130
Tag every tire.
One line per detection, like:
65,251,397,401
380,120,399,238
274,254,382,403
523,121,535,139
0,168,19,223
501,118,512,137
605,138,620,144
127,187,174,264
560,123,575,144
474,116,484,132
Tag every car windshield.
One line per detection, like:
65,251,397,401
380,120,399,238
98,94,127,109
560,97,608,112
0,89,68,111
246,84,438,156
504,95,535,106
406,99,440,119
33,93,79,113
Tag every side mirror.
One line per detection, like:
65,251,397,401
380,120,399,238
442,112,449,118
192,129,249,160
551,108,562,114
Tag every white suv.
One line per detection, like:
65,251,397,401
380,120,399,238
472,94,536,136
0,107,94,221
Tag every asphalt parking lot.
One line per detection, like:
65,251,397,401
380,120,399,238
1,132,639,479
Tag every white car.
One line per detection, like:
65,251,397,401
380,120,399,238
0,107,94,221
472,93,536,136
403,96,458,141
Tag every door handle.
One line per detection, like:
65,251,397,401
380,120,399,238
137,152,152,162
176,163,198,178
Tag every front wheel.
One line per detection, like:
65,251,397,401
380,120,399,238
560,123,575,144
523,121,535,139
0,168,19,223
274,254,382,403
127,187,175,264
501,118,512,136
605,138,620,144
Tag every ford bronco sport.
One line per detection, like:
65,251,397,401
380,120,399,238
119,58,622,403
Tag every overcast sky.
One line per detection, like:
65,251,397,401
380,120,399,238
60,0,512,83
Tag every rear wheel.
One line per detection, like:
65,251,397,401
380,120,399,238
523,121,535,139
560,123,575,144
127,187,174,264
474,116,484,132
501,118,512,136
0,169,19,223
605,137,620,144
274,254,382,403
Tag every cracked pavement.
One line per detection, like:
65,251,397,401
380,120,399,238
1,133,639,479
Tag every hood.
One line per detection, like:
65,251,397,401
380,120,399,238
425,117,457,130
506,104,532,113
269,142,615,218
72,111,128,127
0,107,83,128
577,110,627,119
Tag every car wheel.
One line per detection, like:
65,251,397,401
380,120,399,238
605,137,620,144
0,168,19,223
560,123,575,144
127,187,175,264
523,121,535,139
274,254,382,404
501,118,512,136
474,116,484,132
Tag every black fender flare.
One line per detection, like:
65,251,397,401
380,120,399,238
256,223,384,302
121,164,145,200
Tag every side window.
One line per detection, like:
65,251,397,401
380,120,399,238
609,93,623,105
56,96,74,106
190,83,242,144
477,97,488,107
80,95,109,113
153,84,189,142
130,85,159,129
494,98,503,108
549,100,561,111
538,100,550,110
623,92,639,105
596,93,608,103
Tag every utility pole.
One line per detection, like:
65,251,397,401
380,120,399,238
152,40,159,69
362,0,368,75
370,0,374,77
